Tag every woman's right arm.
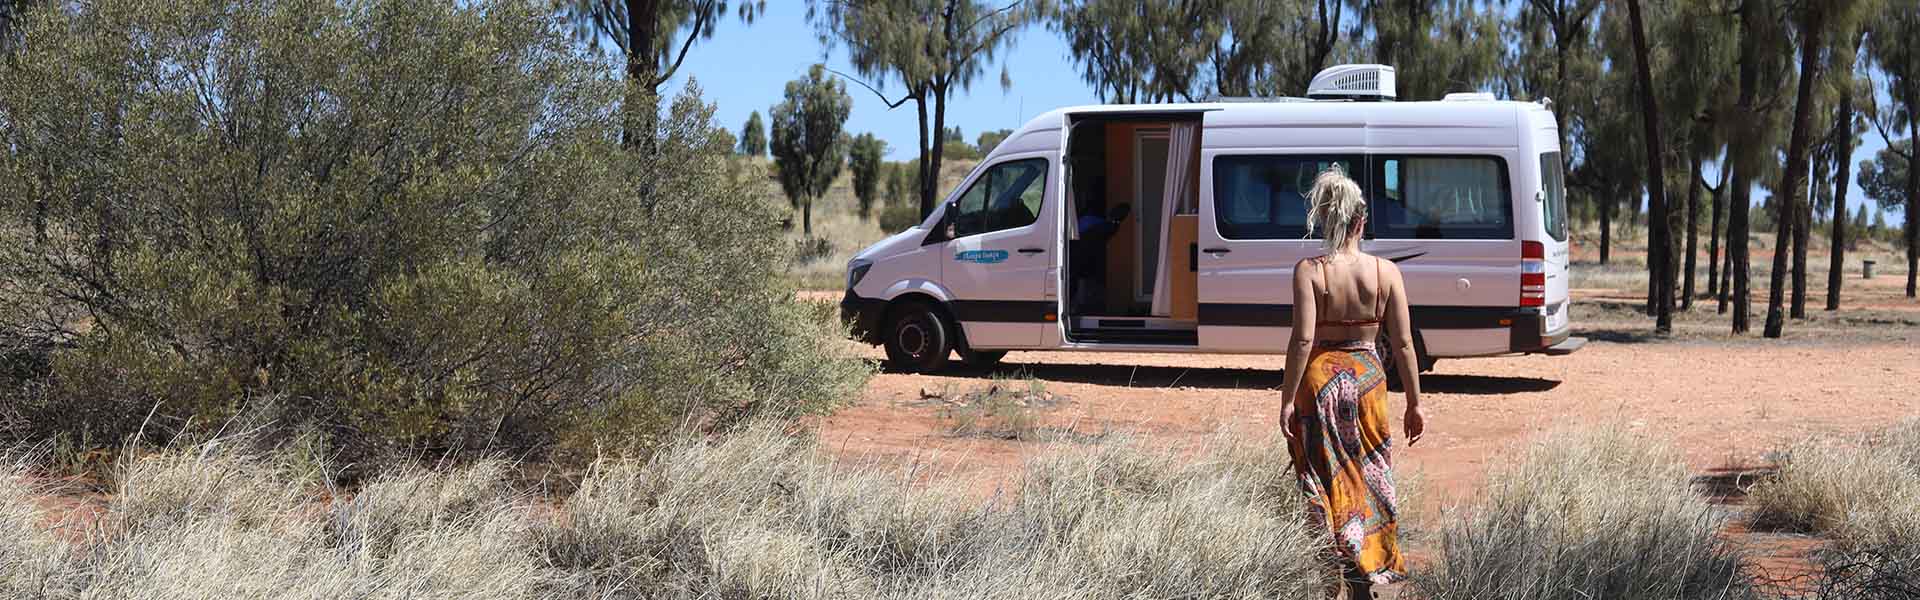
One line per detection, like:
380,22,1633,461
1382,259,1425,446
1280,259,1317,441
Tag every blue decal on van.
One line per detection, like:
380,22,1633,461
954,249,1009,264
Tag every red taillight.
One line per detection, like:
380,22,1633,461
1521,241,1546,307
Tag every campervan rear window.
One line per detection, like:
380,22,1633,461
1540,151,1569,241
1369,156,1513,240
1212,154,1361,240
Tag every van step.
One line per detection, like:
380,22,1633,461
1541,336,1586,355
1069,328,1199,346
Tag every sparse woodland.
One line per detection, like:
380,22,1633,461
0,0,1916,598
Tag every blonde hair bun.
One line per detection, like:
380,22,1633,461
1305,165,1367,252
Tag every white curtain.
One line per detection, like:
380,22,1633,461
1151,122,1198,316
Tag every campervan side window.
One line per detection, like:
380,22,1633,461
1370,156,1513,240
1212,154,1360,240
951,158,1048,238
1540,151,1569,242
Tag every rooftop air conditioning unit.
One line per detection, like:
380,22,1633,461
1306,64,1396,101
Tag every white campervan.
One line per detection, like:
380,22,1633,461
840,65,1584,379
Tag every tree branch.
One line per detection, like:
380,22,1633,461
825,66,916,109
655,0,717,88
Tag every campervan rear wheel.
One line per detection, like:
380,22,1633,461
884,302,951,373
1377,331,1430,391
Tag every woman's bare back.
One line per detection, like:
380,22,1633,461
1311,253,1388,343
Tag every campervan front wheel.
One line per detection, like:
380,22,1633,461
884,302,952,373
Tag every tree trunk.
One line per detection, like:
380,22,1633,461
914,94,935,219
1909,88,1919,298
1764,3,1824,338
803,199,813,236
1626,0,1671,332
1600,194,1613,265
1684,155,1702,309
1828,51,1857,311
1793,151,1818,318
927,81,949,222
1710,157,1727,302
622,0,661,152
1729,1,1760,333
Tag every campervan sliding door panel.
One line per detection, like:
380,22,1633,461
1196,151,1364,353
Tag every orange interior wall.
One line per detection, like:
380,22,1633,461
1103,122,1141,313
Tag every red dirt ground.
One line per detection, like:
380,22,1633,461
807,259,1920,594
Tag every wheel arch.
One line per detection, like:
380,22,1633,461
883,292,973,353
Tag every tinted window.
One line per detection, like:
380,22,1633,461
1371,156,1512,240
1540,151,1569,241
951,158,1048,238
1213,155,1359,240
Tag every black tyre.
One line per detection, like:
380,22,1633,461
884,302,952,373
959,349,1008,369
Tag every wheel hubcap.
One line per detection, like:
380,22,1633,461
899,322,929,359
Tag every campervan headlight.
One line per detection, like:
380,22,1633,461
846,259,873,290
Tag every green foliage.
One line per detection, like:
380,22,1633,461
806,0,1037,214
1363,0,1505,101
770,64,851,236
1859,140,1912,216
975,128,1012,155
1050,0,1219,103
941,138,982,161
553,0,763,87
847,132,886,219
738,110,767,156
0,0,867,470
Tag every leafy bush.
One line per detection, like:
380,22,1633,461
0,0,868,470
879,201,925,233
1412,426,1758,600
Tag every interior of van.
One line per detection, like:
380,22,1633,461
1061,114,1204,345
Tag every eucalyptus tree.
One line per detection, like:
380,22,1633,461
1208,0,1353,97
1351,0,1504,101
1051,0,1221,103
809,0,1039,219
1652,0,1737,310
849,132,887,220
1723,0,1794,332
556,1,763,149
739,110,767,156
1623,0,1673,332
770,65,851,236
1825,9,1877,311
1865,0,1919,298
1858,139,1912,228
1765,0,1842,338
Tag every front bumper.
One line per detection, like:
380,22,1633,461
840,290,887,345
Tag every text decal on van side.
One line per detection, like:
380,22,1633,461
954,250,1009,264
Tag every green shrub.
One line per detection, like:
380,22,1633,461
0,0,868,471
878,201,925,233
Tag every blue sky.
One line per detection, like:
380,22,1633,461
657,3,1904,225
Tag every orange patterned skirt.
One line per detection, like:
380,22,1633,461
1287,341,1406,584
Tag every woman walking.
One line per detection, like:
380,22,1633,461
1280,167,1426,598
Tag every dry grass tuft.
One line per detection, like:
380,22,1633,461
1748,420,1920,547
1412,426,1758,600
0,425,1337,598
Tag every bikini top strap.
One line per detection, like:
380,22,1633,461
1373,256,1387,322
